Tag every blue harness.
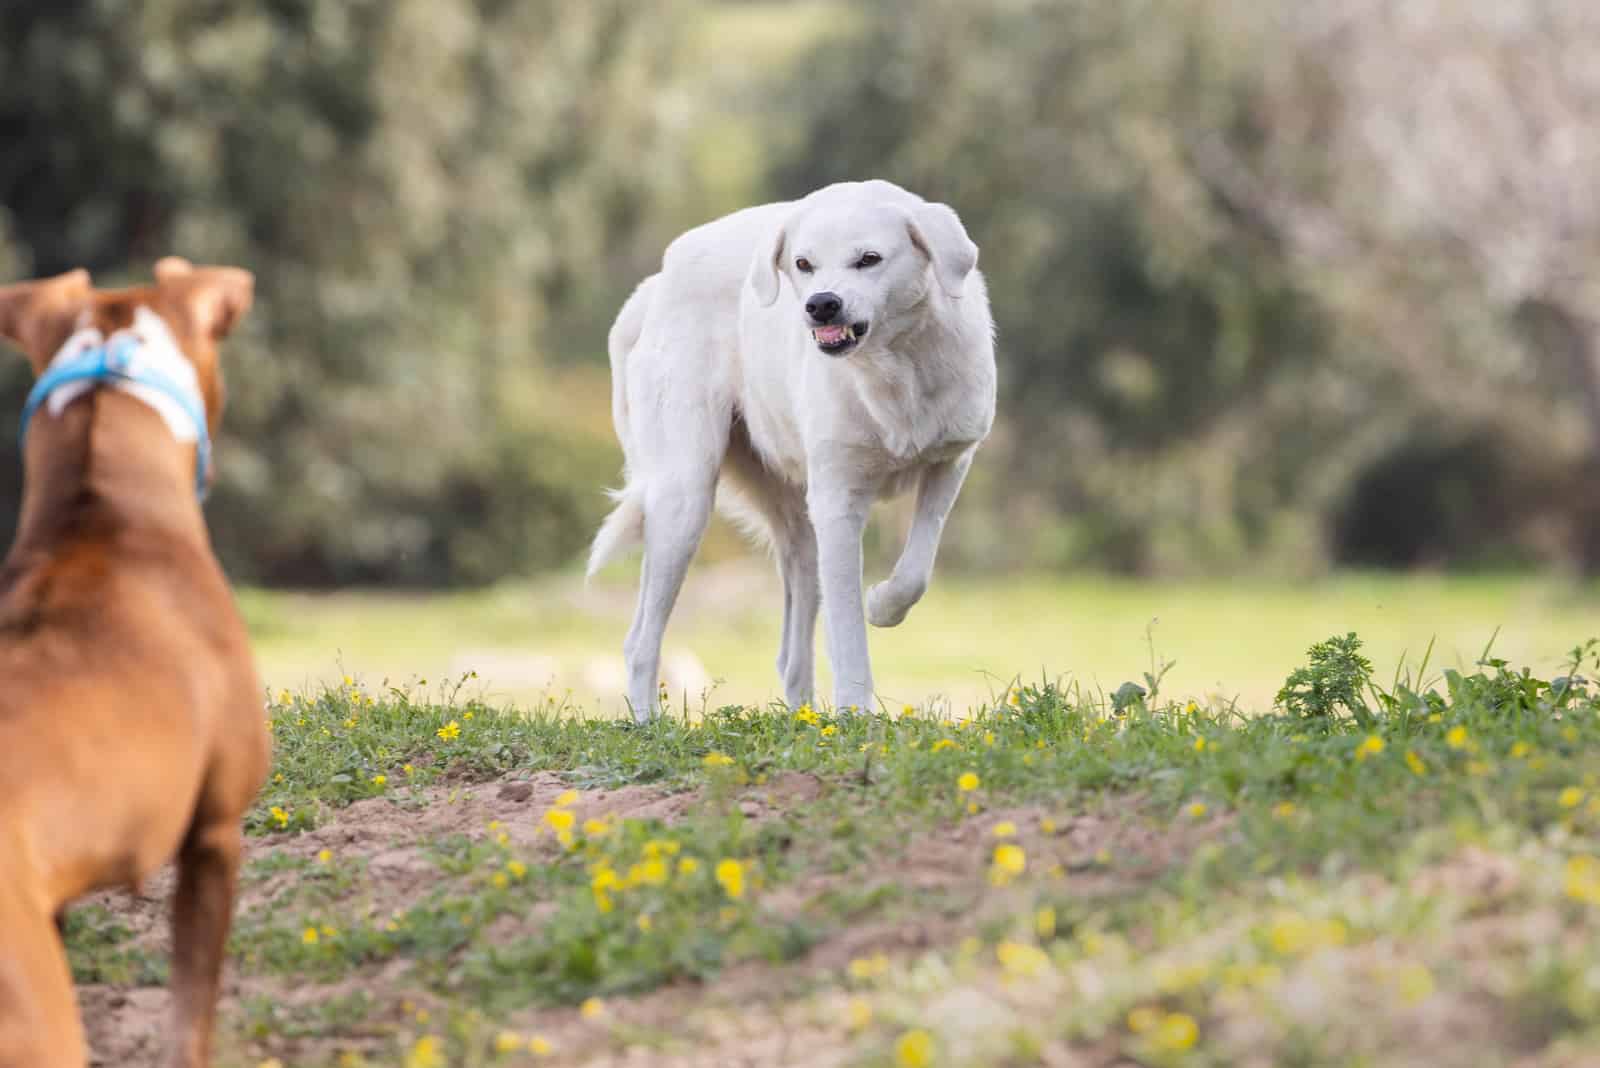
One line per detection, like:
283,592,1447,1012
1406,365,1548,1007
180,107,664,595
18,331,212,499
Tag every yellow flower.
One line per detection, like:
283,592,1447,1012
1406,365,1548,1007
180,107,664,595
321,924,338,938
494,1032,524,1054
580,997,605,1020
1564,855,1600,905
1560,786,1585,809
273,773,284,783
1405,750,1427,776
847,997,873,1031
957,772,980,792
1355,734,1385,761
702,751,735,767
543,809,576,833
317,849,333,864
1445,726,1469,750
1152,1012,1199,1052
507,860,527,880
1183,700,1199,715
583,818,612,837
1510,741,1531,759
405,1036,443,1068
894,1029,934,1068
636,914,654,933
715,858,746,900
900,704,916,718
931,738,958,752
1272,801,1297,819
1186,802,1208,819
342,674,354,687
302,926,319,945
677,856,700,876
435,720,460,741
1395,962,1435,1004
1040,817,1057,834
996,940,1050,977
270,806,289,828
528,1036,552,1056
343,717,357,729
1006,687,1022,709
1035,905,1057,939
554,789,579,807
1266,911,1347,956
1127,1006,1162,1034
848,953,889,981
1194,737,1208,753
991,821,1017,838
403,764,415,775
794,705,820,726
462,711,474,720
990,843,1026,885
491,872,509,890
820,724,837,737
371,774,387,787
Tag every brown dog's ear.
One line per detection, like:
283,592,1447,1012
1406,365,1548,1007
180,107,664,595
0,269,93,369
153,256,196,283
160,265,254,341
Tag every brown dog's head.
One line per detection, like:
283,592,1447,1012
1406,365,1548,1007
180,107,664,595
0,257,254,435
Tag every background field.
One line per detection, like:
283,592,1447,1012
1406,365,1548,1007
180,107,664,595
249,571,1600,716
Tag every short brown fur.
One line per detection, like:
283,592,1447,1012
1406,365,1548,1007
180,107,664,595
0,259,268,1068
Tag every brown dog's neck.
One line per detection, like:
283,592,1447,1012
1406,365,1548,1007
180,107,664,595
6,389,208,566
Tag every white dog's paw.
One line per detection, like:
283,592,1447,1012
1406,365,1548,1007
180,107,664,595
867,579,924,628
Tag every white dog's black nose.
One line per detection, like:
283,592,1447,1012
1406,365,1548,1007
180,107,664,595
805,292,843,323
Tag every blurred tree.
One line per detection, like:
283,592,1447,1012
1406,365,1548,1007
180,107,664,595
0,0,687,584
771,0,1372,574
1195,0,1600,565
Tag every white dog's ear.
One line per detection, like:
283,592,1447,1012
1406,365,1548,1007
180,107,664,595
907,202,978,298
748,220,788,307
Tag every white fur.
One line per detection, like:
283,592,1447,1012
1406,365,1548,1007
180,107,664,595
589,180,996,721
45,306,204,444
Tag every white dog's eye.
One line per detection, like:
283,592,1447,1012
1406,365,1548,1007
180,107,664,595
795,258,814,274
855,252,882,268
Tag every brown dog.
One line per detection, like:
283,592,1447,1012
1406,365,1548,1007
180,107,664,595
0,259,269,1068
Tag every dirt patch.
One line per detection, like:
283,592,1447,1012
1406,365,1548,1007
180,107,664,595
73,784,1206,1067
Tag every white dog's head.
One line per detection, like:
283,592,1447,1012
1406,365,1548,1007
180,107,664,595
748,182,978,357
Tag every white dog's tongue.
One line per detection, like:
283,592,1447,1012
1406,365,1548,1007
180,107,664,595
813,324,850,345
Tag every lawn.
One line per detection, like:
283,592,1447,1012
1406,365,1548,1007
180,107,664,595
69,619,1600,1067
245,569,1600,716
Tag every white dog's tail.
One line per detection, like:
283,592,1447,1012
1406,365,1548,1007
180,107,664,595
587,487,644,578
587,276,656,579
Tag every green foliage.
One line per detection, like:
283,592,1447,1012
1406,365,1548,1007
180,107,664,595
1275,632,1375,727
0,0,685,585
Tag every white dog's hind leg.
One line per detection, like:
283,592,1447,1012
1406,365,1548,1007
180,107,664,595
868,449,976,628
772,508,820,709
809,475,881,714
624,471,718,722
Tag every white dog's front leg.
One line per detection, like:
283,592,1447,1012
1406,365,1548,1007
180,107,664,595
868,450,975,628
809,480,878,714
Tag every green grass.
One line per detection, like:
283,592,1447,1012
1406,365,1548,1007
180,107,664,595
64,624,1600,1066
245,569,1600,714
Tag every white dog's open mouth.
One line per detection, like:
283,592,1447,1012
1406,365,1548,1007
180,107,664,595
811,321,869,355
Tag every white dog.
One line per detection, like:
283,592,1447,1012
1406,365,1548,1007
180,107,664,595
588,180,996,720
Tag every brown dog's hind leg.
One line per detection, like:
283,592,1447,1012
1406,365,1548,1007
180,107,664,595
166,818,243,1068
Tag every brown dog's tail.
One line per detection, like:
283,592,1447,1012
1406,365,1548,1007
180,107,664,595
0,831,84,1067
